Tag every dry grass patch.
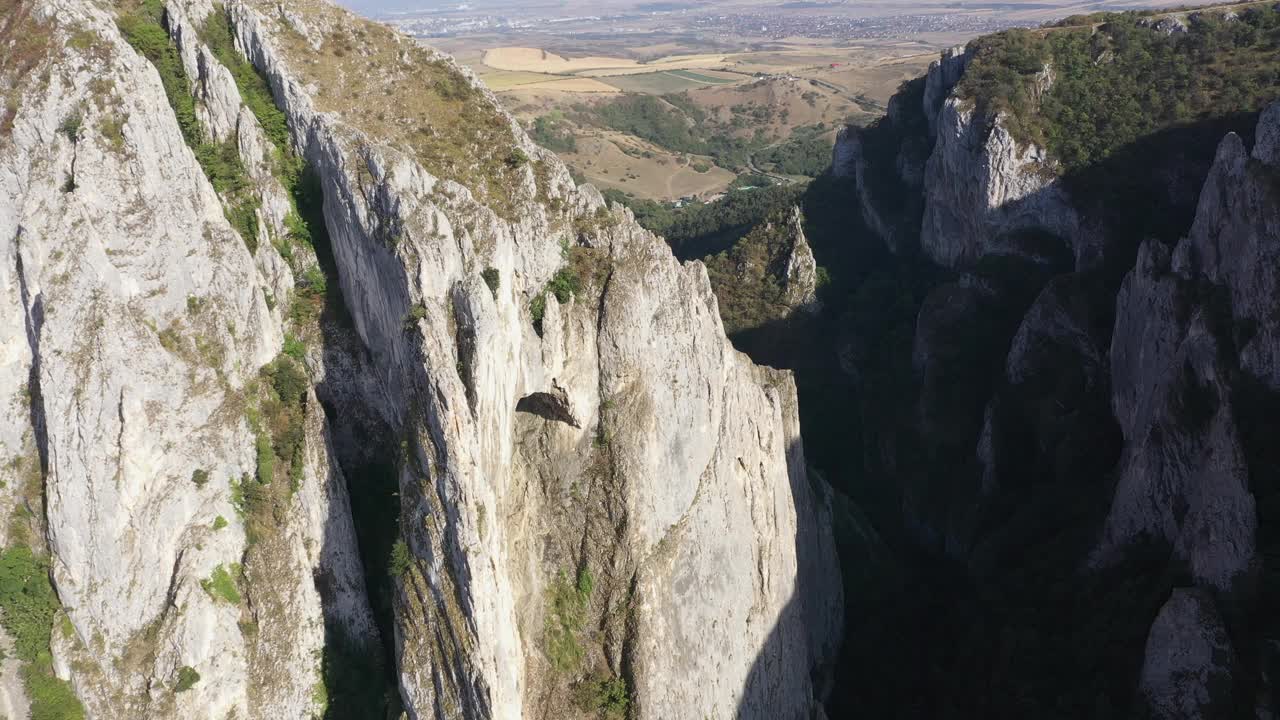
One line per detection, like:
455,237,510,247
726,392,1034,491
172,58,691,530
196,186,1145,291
253,0,529,217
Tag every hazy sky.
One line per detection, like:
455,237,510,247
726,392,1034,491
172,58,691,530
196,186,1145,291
330,0,417,16
331,0,513,17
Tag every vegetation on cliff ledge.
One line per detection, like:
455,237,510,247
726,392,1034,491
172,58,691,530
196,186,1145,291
0,546,86,720
958,5,1280,171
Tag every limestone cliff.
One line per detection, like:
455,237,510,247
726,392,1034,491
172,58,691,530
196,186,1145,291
1092,104,1280,716
823,15,1280,713
833,44,1089,270
0,1,842,719
2,1,376,716
919,94,1091,269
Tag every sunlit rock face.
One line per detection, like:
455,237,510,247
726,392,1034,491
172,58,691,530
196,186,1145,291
0,0,843,717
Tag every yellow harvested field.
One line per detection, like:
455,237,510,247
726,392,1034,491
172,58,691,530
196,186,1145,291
478,70,563,90
513,78,621,93
649,53,729,66
483,47,640,73
575,54,731,77
483,47,731,78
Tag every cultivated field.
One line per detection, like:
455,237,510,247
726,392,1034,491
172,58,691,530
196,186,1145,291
434,33,938,200
482,47,643,73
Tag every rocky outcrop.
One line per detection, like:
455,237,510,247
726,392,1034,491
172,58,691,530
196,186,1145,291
919,97,1088,269
1092,102,1280,717
831,124,857,179
838,129,897,247
1138,588,1238,719
922,45,969,136
1093,104,1280,597
1,1,375,717
0,0,842,718
1182,103,1280,389
781,206,821,312
1138,15,1189,34
837,48,1089,267
236,0,841,704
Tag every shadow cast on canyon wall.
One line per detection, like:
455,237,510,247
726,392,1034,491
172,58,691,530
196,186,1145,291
733,438,843,720
297,164,405,720
723,110,1268,718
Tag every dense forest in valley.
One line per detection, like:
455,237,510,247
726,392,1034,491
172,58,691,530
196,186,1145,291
602,183,801,257
565,94,836,178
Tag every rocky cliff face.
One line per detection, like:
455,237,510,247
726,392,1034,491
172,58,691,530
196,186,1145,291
827,23,1279,715
920,95,1091,269
921,45,968,137
833,44,1092,271
1095,104,1280,715
0,0,841,718
2,1,374,716
781,207,821,312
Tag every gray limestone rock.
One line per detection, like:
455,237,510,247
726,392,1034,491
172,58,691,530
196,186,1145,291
1139,588,1238,719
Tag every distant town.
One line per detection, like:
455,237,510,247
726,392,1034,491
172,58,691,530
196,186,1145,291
689,11,1028,40
388,9,1029,40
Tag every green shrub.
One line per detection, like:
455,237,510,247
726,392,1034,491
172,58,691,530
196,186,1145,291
0,547,86,720
574,674,630,719
266,356,308,403
118,2,261,252
201,564,241,605
57,111,82,141
224,195,261,253
241,355,309,527
99,114,126,153
283,334,307,363
191,469,209,487
579,93,761,170
388,540,411,577
529,258,583,333
0,546,58,662
506,147,529,168
24,664,84,720
254,432,274,485
403,303,428,330
200,5,291,154
300,266,327,296
175,665,200,692
547,267,580,304
117,0,200,146
230,475,248,517
544,567,593,673
212,515,229,531
607,184,803,259
481,267,500,297
284,211,312,247
957,8,1280,174
431,64,478,102
193,140,248,194
753,124,832,177
530,293,547,329
529,115,577,152
702,210,801,334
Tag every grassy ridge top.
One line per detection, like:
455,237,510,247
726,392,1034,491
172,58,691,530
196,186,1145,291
956,2,1280,172
244,0,531,215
